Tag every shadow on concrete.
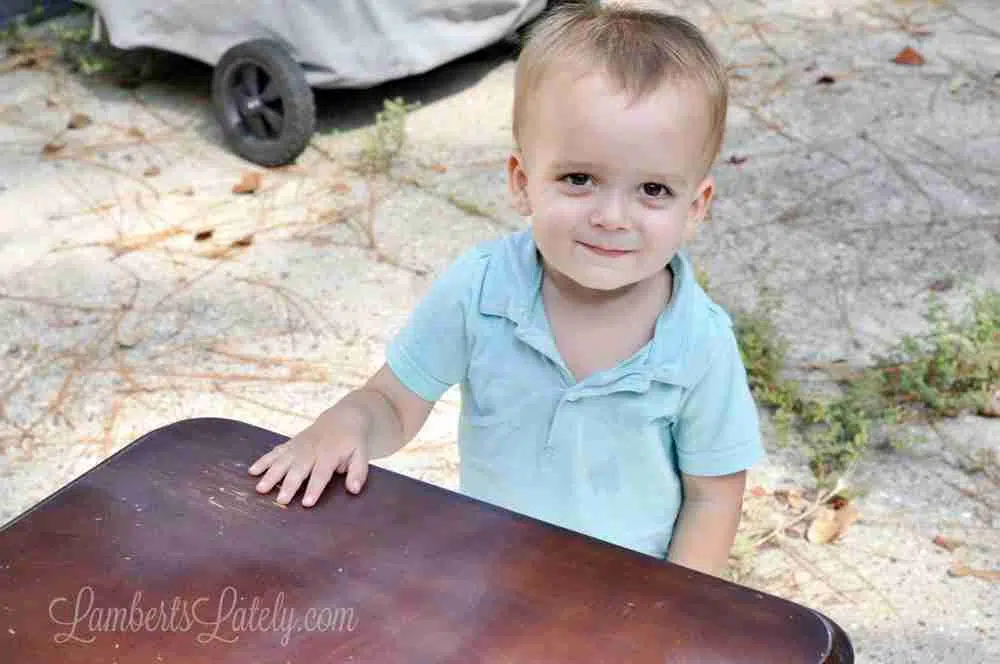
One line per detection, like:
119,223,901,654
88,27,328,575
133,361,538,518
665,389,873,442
70,38,518,151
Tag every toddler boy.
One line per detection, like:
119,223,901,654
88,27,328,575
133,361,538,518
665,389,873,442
250,1,763,578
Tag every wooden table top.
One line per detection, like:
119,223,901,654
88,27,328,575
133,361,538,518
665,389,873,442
1,417,853,663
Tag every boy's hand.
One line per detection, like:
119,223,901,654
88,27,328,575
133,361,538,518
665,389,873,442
247,365,434,508
248,417,369,507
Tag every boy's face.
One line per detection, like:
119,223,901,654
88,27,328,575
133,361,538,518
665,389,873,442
508,67,715,296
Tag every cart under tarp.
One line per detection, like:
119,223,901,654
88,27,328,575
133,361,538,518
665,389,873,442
80,0,547,88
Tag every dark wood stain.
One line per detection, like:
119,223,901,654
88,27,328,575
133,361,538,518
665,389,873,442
1,418,853,662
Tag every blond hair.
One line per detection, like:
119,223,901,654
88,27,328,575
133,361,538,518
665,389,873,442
513,1,728,177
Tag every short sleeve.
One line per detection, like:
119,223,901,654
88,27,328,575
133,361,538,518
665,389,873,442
673,313,765,476
385,247,488,402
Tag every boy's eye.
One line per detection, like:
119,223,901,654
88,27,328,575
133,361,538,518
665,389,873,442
642,183,673,198
563,173,592,187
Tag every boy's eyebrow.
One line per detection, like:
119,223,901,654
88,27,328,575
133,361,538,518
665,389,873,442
550,161,688,186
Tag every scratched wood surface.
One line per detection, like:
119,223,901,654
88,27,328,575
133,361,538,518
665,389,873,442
0,417,852,663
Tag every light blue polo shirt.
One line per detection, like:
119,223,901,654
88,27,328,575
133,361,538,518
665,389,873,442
386,230,764,559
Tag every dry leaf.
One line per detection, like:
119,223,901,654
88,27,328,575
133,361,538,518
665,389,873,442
233,172,262,194
430,163,448,173
816,75,836,85
231,234,254,248
143,166,161,178
127,127,146,139
893,46,925,66
957,486,978,499
333,182,351,194
0,54,31,73
932,535,963,552
174,186,195,196
806,502,859,544
774,488,806,511
980,390,1000,418
201,246,234,260
929,276,955,292
42,141,65,155
67,112,92,129
827,494,849,510
194,229,214,242
0,47,57,73
948,561,1000,582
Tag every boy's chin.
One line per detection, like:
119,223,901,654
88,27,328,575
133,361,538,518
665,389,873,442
554,267,648,295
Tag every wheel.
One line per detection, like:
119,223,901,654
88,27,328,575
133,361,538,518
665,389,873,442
211,39,316,167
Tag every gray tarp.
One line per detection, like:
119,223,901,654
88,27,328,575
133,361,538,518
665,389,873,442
79,0,547,87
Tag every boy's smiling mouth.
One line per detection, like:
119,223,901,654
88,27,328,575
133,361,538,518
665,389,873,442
577,241,635,257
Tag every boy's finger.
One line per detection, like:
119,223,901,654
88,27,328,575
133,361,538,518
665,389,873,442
255,456,292,494
247,443,286,475
344,451,369,494
276,461,313,504
302,461,336,507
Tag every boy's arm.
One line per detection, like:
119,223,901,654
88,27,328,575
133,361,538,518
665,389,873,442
666,470,747,577
668,306,763,576
353,363,436,459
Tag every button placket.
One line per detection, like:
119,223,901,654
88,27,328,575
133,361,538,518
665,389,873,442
542,390,582,457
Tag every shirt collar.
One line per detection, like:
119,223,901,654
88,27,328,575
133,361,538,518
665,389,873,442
478,230,703,388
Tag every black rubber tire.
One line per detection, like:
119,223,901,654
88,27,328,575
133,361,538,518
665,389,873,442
211,39,316,167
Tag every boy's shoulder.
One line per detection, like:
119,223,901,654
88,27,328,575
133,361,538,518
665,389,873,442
451,228,530,272
436,229,541,320
680,257,736,335
648,250,743,388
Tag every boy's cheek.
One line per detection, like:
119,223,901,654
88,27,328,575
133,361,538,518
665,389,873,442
532,193,586,225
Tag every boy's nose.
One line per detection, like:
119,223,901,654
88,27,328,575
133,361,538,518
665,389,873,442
590,192,631,230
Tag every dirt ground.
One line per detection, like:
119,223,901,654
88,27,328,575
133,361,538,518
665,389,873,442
1,1,998,662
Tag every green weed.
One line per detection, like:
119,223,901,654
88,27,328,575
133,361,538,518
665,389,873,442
875,292,1000,417
359,97,419,175
727,283,1000,485
0,6,121,76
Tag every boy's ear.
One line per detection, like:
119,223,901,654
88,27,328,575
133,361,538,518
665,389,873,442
684,175,715,241
507,152,532,216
